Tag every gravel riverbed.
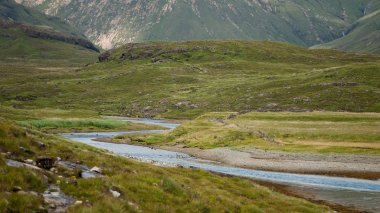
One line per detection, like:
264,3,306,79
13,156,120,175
161,146,380,179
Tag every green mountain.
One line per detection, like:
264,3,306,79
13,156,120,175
15,0,380,50
313,9,380,54
1,0,79,36
1,41,379,118
0,20,99,63
0,0,99,63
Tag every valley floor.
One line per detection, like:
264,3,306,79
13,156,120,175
111,112,380,180
1,40,379,212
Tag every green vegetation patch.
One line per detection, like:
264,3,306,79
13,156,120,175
17,119,162,133
1,41,379,118
18,119,127,130
116,112,380,155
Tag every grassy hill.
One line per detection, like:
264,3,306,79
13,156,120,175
0,0,99,64
313,9,380,54
0,0,81,36
1,41,379,118
0,21,98,64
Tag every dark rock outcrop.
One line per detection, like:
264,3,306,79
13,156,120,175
36,156,55,170
98,50,112,62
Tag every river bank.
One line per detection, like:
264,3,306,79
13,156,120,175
155,145,380,180
74,120,380,213
86,133,380,213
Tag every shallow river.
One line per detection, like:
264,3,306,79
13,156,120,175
61,118,380,212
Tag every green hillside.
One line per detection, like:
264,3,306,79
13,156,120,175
0,0,80,36
313,9,380,54
0,0,98,64
0,21,98,64
1,41,379,118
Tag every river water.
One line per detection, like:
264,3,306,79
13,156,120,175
61,118,380,212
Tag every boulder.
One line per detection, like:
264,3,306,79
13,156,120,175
19,146,34,154
174,101,198,109
257,103,280,112
74,200,83,205
36,157,55,170
12,186,22,192
90,166,102,174
32,140,46,149
109,186,122,198
227,113,237,119
98,50,112,62
24,159,35,165
110,189,121,198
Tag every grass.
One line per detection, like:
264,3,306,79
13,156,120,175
116,111,380,155
1,41,379,119
0,106,99,120
0,118,331,212
17,119,163,133
0,106,162,133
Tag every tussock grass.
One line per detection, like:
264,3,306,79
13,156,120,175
16,119,162,133
18,119,126,129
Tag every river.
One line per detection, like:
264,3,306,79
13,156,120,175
61,118,380,212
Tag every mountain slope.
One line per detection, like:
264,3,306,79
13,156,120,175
0,20,98,63
1,41,379,118
0,0,79,36
15,0,380,49
0,0,99,63
313,9,380,54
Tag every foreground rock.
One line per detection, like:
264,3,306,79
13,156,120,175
109,186,122,198
37,156,55,170
6,159,42,170
56,161,103,179
90,166,103,174
43,185,74,213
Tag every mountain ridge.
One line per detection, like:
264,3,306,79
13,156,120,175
15,0,380,50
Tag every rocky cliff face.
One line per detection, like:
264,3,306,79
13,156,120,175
15,0,380,50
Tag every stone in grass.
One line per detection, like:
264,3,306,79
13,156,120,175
19,146,34,154
24,159,35,165
31,140,46,149
90,166,103,174
109,186,122,198
36,156,55,170
74,200,83,205
12,186,22,192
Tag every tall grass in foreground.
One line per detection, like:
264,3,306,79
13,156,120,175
17,119,128,129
